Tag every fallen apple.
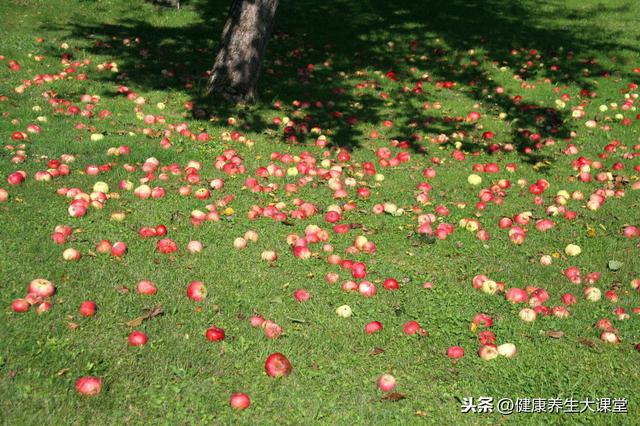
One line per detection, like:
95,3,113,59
565,244,582,256
205,326,225,342
447,346,464,359
365,321,383,334
479,344,499,360
128,331,149,346
230,393,250,410
75,376,102,396
137,280,157,295
187,281,207,301
497,343,517,358
519,308,537,322
79,301,97,317
336,305,352,318
265,353,292,378
377,374,396,392
27,278,55,298
12,299,30,313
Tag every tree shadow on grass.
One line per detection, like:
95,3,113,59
43,0,638,164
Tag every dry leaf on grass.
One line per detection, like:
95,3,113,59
127,304,164,327
382,392,406,402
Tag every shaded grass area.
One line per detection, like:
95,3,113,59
38,0,639,159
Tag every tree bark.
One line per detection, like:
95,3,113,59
207,0,279,103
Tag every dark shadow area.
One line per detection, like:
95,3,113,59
43,0,638,164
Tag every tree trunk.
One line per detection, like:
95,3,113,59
207,0,279,103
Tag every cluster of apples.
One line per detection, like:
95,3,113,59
250,315,284,339
12,52,91,95
62,181,113,218
4,30,640,411
11,279,56,314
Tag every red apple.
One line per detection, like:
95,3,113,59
403,320,426,336
250,315,265,327
79,301,97,317
12,298,30,313
51,232,66,244
75,376,102,396
364,321,383,334
25,293,41,306
230,393,250,410
36,301,52,314
595,318,614,331
96,239,112,253
358,281,377,297
383,278,400,290
62,248,81,261
137,280,157,295
505,288,528,303
205,326,225,342
128,331,148,346
156,238,178,254
111,241,127,257
138,227,157,238
472,313,493,328
27,278,55,298
294,289,310,302
262,321,282,339
377,374,396,392
187,281,207,301
351,262,366,279
552,306,570,318
562,293,577,305
478,331,496,345
447,346,465,359
265,353,292,378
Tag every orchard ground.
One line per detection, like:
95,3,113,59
1,0,640,424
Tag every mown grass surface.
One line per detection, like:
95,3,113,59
1,0,639,424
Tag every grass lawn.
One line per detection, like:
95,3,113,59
1,0,639,424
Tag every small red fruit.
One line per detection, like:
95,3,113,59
364,321,383,334
75,377,102,396
293,289,310,302
447,346,465,359
128,331,148,346
12,299,30,313
79,301,97,317
402,320,426,336
205,326,225,342
230,393,250,410
377,374,396,392
27,278,56,298
156,238,178,254
137,280,157,295
478,331,496,345
383,278,399,290
187,281,207,301
111,241,127,257
265,353,292,378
